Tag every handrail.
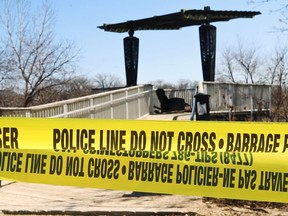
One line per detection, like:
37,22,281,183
0,82,269,120
51,89,152,118
0,85,154,119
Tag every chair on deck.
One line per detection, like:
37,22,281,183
154,88,191,113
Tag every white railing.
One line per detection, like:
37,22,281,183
0,85,195,119
0,85,155,119
151,88,195,110
0,82,272,119
201,82,272,120
202,82,272,112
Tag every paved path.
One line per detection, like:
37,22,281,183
0,181,204,215
2,181,287,216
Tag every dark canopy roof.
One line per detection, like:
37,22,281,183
98,8,261,33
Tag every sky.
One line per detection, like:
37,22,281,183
47,0,286,85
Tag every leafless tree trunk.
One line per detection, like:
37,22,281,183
234,42,259,84
265,45,288,121
217,42,261,84
0,46,14,86
0,0,78,107
218,48,237,83
265,45,288,85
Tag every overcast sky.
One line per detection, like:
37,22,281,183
49,0,286,84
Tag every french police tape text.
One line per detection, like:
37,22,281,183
0,117,288,203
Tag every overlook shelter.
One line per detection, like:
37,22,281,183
98,7,261,86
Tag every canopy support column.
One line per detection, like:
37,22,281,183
123,30,139,86
199,24,216,81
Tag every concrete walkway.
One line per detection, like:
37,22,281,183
0,181,204,215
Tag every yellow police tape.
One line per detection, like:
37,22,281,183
0,117,288,203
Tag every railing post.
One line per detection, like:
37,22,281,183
63,104,68,118
90,98,94,119
149,88,156,114
110,93,114,119
25,110,31,117
125,89,129,119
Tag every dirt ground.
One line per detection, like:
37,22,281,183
196,198,288,216
1,198,288,216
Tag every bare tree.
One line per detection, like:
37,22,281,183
265,45,288,85
219,41,288,121
217,48,237,83
58,76,93,100
217,42,262,84
93,73,124,89
149,80,175,89
249,0,288,31
0,46,14,86
264,45,288,121
176,79,196,90
234,43,260,84
0,0,78,106
0,88,22,107
35,76,93,104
